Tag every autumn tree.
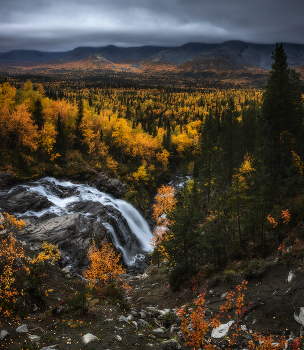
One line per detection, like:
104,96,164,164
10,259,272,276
83,240,126,290
9,104,38,164
151,185,177,266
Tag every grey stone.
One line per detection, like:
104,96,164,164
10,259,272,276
16,324,28,333
211,321,234,338
138,319,149,327
153,328,165,333
0,330,9,341
161,339,182,350
96,173,127,198
118,315,129,322
82,333,99,344
40,345,59,350
28,335,41,342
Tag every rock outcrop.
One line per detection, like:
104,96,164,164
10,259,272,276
95,173,127,198
0,177,151,273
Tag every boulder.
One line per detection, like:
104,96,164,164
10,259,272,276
0,187,52,213
28,335,41,342
161,339,182,350
211,321,234,338
294,307,304,326
82,333,99,344
96,173,127,198
16,324,29,333
0,330,9,341
0,177,150,272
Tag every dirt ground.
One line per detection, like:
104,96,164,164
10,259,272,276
1,253,304,349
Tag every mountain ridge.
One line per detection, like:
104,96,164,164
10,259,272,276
1,40,304,73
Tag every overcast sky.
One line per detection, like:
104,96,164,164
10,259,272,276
1,0,304,52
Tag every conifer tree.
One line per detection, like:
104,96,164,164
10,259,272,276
75,98,84,151
55,113,67,158
33,98,44,131
260,43,304,182
163,182,204,290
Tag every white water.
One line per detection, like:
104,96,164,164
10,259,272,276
11,177,152,265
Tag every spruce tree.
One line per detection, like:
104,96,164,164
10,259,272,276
260,43,304,181
33,98,44,130
55,113,67,158
75,98,84,151
163,182,204,290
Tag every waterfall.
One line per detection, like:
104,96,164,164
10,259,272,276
1,177,152,266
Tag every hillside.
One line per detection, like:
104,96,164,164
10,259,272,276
1,41,304,78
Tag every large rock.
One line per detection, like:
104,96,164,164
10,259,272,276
0,187,52,213
19,203,142,270
96,173,127,198
0,177,150,272
82,333,99,344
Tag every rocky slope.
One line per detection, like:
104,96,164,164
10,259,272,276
1,250,304,350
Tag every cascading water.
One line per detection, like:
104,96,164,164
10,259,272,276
0,177,152,267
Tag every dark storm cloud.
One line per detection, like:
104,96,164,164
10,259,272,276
0,0,304,52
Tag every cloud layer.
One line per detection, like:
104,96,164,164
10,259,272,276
1,0,304,52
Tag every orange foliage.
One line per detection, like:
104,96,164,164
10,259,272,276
0,213,26,323
177,280,287,350
267,214,278,228
282,209,291,225
83,240,128,290
151,185,176,248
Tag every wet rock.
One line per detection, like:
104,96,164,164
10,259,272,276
82,333,99,344
1,177,150,273
0,187,52,213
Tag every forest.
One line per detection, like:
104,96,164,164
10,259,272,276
0,43,304,287
1,42,304,350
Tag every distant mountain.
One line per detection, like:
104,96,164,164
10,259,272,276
1,41,304,73
51,45,171,64
142,43,221,65
0,50,64,63
177,41,304,72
